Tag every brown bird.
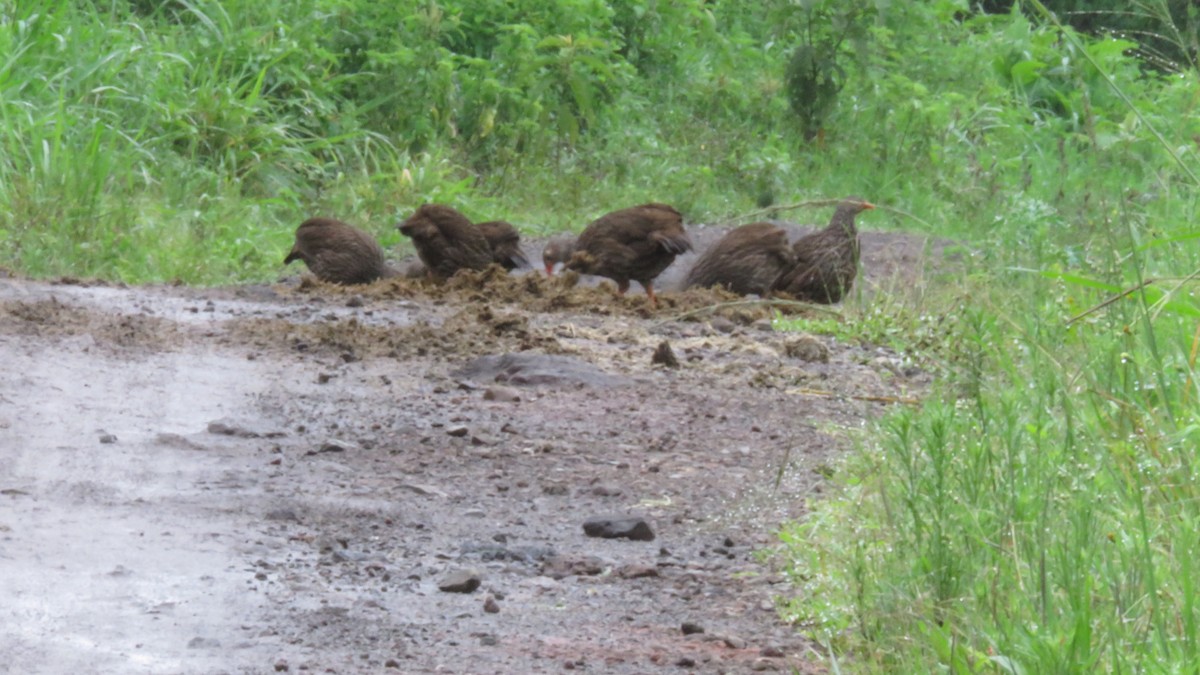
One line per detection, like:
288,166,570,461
283,217,396,285
397,204,493,280
556,203,691,307
772,197,875,303
476,220,530,271
683,222,795,296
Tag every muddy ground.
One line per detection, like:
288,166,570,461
0,225,950,674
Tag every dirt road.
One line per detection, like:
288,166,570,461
0,229,940,673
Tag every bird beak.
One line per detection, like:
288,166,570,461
544,262,556,277
861,202,876,210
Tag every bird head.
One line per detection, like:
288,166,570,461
541,235,576,276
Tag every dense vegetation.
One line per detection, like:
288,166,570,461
5,0,1200,671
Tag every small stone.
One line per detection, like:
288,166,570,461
617,563,659,579
447,426,469,438
675,656,696,667
541,554,606,579
207,418,283,438
751,657,779,671
681,622,705,635
317,372,334,384
479,634,498,646
384,659,401,669
709,317,736,334
592,484,623,497
346,295,364,308
784,334,829,362
438,569,482,593
187,637,221,649
274,660,289,672
721,634,747,649
582,516,655,542
483,594,500,614
483,386,522,403
759,646,784,658
651,341,680,368
399,483,448,498
265,509,299,524
542,481,569,496
99,433,117,444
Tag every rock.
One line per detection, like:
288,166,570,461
274,660,289,672
98,433,117,444
207,418,284,438
617,563,659,579
187,636,221,649
438,568,482,593
346,295,364,308
479,634,498,646
751,657,779,671
447,426,469,438
541,554,606,579
385,658,401,669
675,656,696,667
759,646,784,658
455,353,632,388
652,341,680,368
399,483,448,498
460,542,556,563
542,480,569,496
483,386,522,402
304,441,349,456
582,516,655,542
709,317,736,334
592,484,623,497
265,508,300,522
483,594,500,614
681,621,705,635
720,634,747,649
784,334,829,362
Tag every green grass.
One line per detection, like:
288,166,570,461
5,2,1200,670
769,6,1200,670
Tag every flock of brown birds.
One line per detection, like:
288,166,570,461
284,198,875,307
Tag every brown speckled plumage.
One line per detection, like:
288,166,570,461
684,222,794,296
476,220,529,271
397,204,493,280
561,203,691,307
772,197,875,303
284,217,396,285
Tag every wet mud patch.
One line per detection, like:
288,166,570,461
224,304,562,362
0,296,183,351
287,264,797,322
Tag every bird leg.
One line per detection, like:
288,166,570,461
644,282,659,308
